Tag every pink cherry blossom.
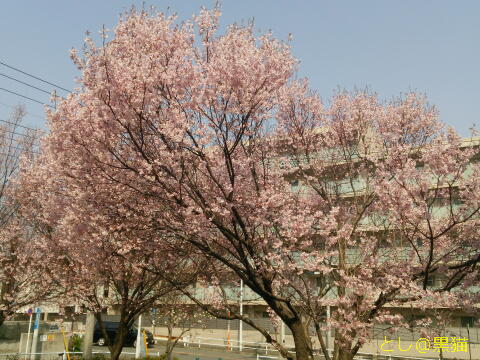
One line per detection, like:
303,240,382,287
23,7,480,360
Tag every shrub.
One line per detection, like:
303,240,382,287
68,334,84,352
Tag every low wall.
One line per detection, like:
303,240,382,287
0,333,65,357
154,326,480,360
0,340,20,354
2,326,477,360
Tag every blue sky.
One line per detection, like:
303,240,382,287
0,1,479,135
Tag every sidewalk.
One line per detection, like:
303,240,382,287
119,344,276,360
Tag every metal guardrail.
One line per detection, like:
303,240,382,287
256,355,278,360
157,335,438,360
0,336,444,360
193,336,278,353
0,351,135,359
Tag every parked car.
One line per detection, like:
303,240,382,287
133,326,155,346
48,324,60,332
93,321,155,347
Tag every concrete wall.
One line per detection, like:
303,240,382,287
0,340,21,354
9,332,66,357
154,326,480,360
361,340,479,360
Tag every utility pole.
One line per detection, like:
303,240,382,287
467,324,472,360
227,311,231,351
24,309,33,360
238,279,243,352
30,307,41,360
151,308,157,338
326,305,331,356
135,315,144,359
83,312,95,360
280,321,285,346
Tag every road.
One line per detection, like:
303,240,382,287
92,344,278,360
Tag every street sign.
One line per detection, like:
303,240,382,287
33,307,41,330
26,308,33,315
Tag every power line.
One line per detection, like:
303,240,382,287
0,60,71,93
0,137,39,147
1,132,41,146
0,137,40,151
2,136,41,148
0,88,55,109
0,149,41,157
0,139,41,155
3,130,42,142
0,72,52,95
0,101,45,120
0,120,44,152
0,119,47,134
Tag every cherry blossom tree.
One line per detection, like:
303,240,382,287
273,88,480,360
16,155,200,360
152,292,208,360
36,7,480,360
0,105,50,326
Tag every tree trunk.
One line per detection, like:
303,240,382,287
110,341,124,360
333,333,353,360
109,322,129,360
335,350,353,360
0,310,5,328
165,323,173,360
165,343,173,360
314,321,331,360
94,312,131,360
288,318,314,360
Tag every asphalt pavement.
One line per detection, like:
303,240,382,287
92,344,279,360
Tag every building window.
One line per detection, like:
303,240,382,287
103,283,109,298
426,275,435,288
316,277,326,289
409,314,425,324
460,316,475,328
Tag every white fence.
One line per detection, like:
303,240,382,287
0,335,447,360
155,335,440,360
